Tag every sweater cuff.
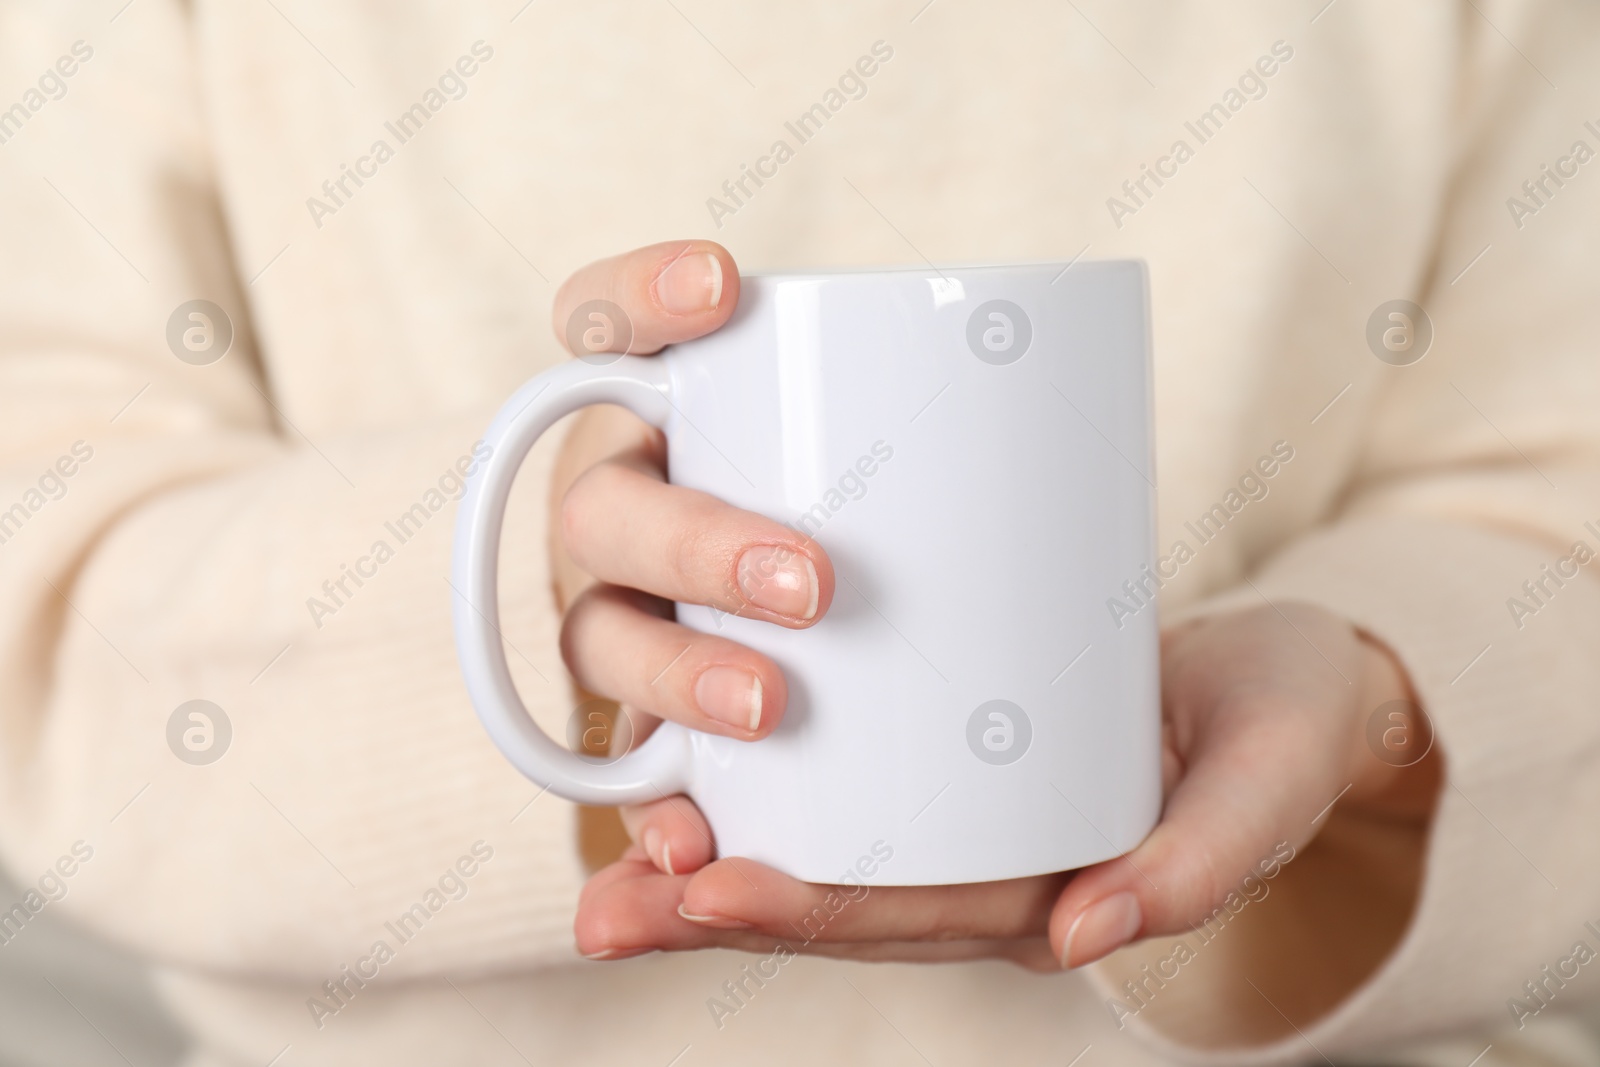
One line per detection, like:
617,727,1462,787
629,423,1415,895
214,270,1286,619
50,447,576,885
1088,514,1600,1063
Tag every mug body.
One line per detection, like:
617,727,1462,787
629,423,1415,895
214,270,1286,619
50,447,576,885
660,261,1160,885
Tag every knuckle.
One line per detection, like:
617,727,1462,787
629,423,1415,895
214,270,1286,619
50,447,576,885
557,595,592,671
559,481,593,552
1131,834,1217,930
561,462,625,559
663,512,721,595
558,586,619,669
1173,852,1233,930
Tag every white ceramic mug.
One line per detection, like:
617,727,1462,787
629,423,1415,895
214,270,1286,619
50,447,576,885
453,261,1161,885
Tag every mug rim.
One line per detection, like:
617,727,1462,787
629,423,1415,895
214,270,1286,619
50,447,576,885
738,256,1145,282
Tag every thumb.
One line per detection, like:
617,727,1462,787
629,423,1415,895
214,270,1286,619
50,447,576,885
1048,714,1339,969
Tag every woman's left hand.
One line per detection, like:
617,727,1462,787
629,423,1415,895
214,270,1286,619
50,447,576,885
575,602,1442,970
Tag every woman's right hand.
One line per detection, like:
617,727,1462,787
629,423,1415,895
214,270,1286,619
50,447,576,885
546,241,835,875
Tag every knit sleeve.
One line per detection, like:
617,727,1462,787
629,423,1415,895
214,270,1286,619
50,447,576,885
0,0,588,982
1089,1,1600,1060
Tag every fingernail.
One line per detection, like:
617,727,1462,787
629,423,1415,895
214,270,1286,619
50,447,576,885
582,947,654,961
736,545,818,621
642,827,666,873
662,841,675,876
1061,892,1142,969
677,903,754,930
695,666,762,732
653,251,723,315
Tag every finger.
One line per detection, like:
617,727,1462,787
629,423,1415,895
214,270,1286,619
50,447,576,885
1049,708,1331,969
553,240,739,357
574,852,690,960
550,413,669,613
620,795,716,876
574,860,1056,967
576,855,750,957
562,458,832,626
577,845,655,911
561,584,787,739
676,858,1065,942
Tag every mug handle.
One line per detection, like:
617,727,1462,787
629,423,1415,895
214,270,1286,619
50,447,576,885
452,355,692,806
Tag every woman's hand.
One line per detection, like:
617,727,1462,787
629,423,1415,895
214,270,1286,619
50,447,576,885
547,240,836,879
571,598,1441,968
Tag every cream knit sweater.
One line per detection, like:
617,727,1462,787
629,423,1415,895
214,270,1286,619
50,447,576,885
3,1,1599,1064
